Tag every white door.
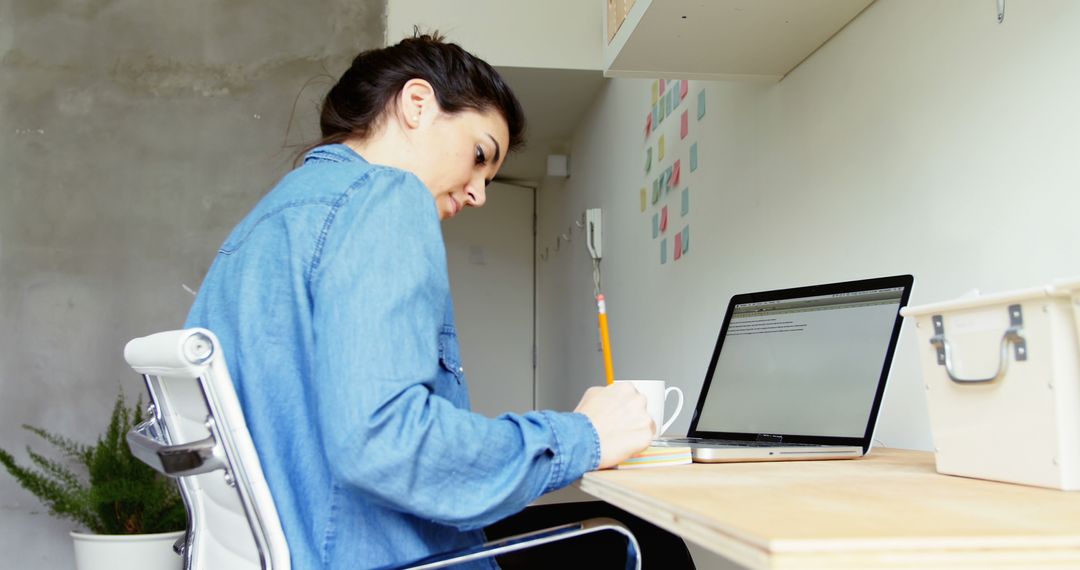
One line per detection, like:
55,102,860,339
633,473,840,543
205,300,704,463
442,183,535,416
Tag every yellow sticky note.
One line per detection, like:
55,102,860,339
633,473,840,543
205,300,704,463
658,135,665,161
651,80,659,105
640,188,646,212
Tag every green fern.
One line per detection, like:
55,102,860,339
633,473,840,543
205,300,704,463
0,392,186,535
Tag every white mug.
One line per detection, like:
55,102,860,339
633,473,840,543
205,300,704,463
616,380,684,438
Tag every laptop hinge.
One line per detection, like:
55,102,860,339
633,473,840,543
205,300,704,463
756,434,782,443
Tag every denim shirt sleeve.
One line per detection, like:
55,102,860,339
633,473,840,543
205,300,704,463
308,168,600,530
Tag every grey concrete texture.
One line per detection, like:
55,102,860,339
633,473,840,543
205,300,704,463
0,0,384,566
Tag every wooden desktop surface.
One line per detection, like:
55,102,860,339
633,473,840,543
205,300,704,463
579,448,1080,569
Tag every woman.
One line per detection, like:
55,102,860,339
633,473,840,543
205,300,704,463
185,33,673,568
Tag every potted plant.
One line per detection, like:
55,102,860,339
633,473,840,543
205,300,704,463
0,391,187,570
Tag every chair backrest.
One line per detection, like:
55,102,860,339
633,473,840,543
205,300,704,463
124,328,290,570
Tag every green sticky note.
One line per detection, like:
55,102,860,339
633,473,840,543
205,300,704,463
640,188,647,212
652,213,659,238
659,97,666,123
660,238,668,264
681,187,690,216
665,166,673,192
645,147,652,173
682,225,690,253
652,179,661,204
690,142,698,172
652,105,659,127
697,90,706,120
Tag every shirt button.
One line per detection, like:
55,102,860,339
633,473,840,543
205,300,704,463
458,367,464,373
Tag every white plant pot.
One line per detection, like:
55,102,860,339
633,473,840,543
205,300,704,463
71,530,185,570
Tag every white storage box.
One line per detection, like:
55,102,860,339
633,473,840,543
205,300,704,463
901,278,1080,490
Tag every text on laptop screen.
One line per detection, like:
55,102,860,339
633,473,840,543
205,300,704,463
695,287,905,438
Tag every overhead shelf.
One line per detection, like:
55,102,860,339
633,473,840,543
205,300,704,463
604,0,874,82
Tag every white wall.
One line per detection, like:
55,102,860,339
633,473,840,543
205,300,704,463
537,0,1080,452
386,0,602,69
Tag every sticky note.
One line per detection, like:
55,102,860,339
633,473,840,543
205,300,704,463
659,98,666,123
645,147,652,173
697,90,706,120
671,160,681,188
680,79,689,101
651,81,659,105
667,90,674,115
652,179,661,204
682,226,690,253
652,105,659,127
645,111,653,139
674,232,682,261
658,135,665,160
659,78,666,96
660,238,667,264
690,142,698,172
680,110,689,139
652,213,659,238
664,166,672,192
640,188,647,212
660,205,668,233
681,187,690,216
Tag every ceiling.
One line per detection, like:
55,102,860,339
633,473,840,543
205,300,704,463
492,66,607,184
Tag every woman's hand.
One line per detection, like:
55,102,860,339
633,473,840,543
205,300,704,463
574,383,655,469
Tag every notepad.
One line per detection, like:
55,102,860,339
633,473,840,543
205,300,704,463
616,446,692,469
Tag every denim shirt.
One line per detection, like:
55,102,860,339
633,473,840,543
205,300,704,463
185,144,601,569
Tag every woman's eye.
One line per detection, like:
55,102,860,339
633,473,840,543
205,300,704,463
474,145,487,166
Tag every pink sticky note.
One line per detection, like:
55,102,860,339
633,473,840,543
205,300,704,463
680,110,689,139
645,111,653,138
659,79,666,96
671,159,681,187
680,79,689,100
660,205,668,233
674,232,683,260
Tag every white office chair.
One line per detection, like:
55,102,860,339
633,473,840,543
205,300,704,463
125,328,641,570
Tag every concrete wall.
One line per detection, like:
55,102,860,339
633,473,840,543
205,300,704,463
0,0,383,566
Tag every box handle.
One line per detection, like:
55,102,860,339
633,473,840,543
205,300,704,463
929,304,1027,384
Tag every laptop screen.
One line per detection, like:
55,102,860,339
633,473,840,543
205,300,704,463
694,284,908,439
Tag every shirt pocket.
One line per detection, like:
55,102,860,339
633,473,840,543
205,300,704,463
438,325,465,384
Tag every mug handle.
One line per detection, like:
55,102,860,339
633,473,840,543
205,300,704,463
661,386,684,435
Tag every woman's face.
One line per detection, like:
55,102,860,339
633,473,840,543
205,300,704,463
413,107,510,220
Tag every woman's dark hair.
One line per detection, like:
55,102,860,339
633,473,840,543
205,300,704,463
310,31,525,155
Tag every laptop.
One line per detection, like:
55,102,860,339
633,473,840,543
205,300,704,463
654,274,913,462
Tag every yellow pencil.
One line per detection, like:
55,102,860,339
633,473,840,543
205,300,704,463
596,294,615,385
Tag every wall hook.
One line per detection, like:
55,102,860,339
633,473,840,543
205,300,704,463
997,0,1005,23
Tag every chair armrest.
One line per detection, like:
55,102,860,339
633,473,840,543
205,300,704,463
127,418,226,477
374,517,641,570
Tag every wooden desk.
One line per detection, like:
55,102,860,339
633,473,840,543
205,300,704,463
579,448,1080,569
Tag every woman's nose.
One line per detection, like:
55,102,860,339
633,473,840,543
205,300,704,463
466,176,487,208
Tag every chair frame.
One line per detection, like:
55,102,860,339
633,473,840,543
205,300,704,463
126,328,641,570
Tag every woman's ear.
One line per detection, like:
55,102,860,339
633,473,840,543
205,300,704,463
399,78,436,129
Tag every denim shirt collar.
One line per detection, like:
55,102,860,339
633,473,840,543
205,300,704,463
304,143,367,165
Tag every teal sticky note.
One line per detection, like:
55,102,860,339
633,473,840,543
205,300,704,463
652,178,661,204
652,105,659,127
652,213,659,238
681,188,690,216
690,142,698,172
659,98,666,123
681,226,690,253
671,88,679,110
645,147,652,173
660,238,668,264
697,90,706,120
667,90,674,115
665,166,673,192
